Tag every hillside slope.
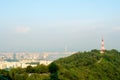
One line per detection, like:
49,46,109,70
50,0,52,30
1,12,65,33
54,49,120,80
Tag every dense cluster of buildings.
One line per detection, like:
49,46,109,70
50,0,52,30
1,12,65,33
0,60,52,69
0,52,74,69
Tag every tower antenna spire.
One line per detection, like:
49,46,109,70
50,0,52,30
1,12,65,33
64,45,68,54
100,37,105,53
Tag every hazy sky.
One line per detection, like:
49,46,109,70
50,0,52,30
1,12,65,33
0,0,120,52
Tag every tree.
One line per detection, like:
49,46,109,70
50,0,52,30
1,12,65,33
9,68,16,80
49,62,59,80
35,64,48,73
49,63,59,73
26,66,34,73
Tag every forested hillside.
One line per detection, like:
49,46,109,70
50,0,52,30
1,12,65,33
0,49,120,80
54,49,120,80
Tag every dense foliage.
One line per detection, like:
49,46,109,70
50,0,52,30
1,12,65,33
0,64,50,80
0,49,120,80
54,49,120,80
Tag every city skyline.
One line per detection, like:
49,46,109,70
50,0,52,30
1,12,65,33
0,0,120,52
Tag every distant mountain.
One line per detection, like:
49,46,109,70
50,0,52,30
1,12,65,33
53,49,120,80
